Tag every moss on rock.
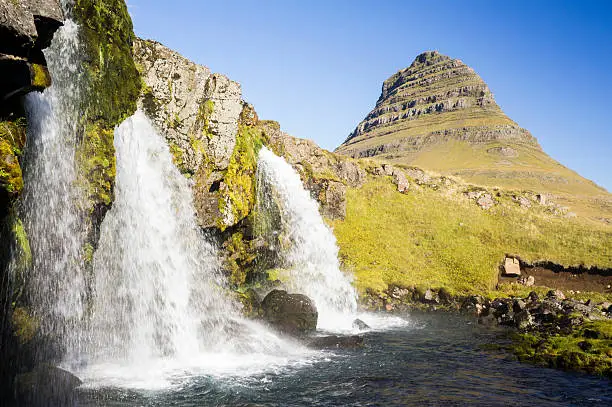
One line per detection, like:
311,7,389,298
76,123,116,209
512,320,612,377
71,0,141,216
217,124,265,230
73,0,141,125
0,119,26,199
11,307,39,345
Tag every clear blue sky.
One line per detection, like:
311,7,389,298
128,0,612,192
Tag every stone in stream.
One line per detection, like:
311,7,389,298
14,364,81,406
260,289,318,336
352,318,370,330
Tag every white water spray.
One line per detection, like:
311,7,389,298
85,111,233,361
256,147,358,330
22,19,87,344
75,112,312,389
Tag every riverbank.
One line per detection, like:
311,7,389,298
360,285,612,377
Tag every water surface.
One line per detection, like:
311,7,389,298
77,311,611,406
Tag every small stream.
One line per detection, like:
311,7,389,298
77,311,612,407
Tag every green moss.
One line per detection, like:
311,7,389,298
69,0,140,215
76,123,116,208
511,320,612,376
12,307,39,345
0,119,27,197
73,0,141,125
217,124,264,230
223,232,253,286
30,63,51,88
82,243,94,265
197,100,215,139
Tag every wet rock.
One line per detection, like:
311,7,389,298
527,291,539,303
352,318,370,330
503,257,521,277
260,290,318,336
546,289,565,300
305,335,364,349
14,364,81,407
512,299,526,313
491,298,510,317
514,310,533,329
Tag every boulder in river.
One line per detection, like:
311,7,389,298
14,364,81,406
260,289,318,336
352,318,370,330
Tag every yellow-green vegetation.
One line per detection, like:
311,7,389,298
29,63,51,89
223,232,256,286
11,307,39,345
0,119,26,197
512,320,612,376
73,0,141,125
198,100,215,139
218,124,265,230
330,177,612,295
70,0,140,214
76,123,116,208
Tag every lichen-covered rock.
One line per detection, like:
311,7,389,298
134,38,241,174
260,289,318,336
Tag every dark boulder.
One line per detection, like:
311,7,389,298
14,364,81,407
260,290,318,336
352,318,370,330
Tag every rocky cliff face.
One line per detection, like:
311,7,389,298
335,51,607,198
0,0,63,114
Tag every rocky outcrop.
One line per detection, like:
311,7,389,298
14,365,81,406
260,289,318,336
134,38,250,229
134,38,241,174
0,0,63,112
265,124,366,220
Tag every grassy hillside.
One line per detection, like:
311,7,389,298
330,177,612,295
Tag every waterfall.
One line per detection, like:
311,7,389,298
85,111,235,362
74,113,308,389
22,19,87,346
256,147,358,330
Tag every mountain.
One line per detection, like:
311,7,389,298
335,51,608,204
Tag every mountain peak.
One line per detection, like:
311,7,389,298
336,51,606,197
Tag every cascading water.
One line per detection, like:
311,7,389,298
74,112,311,389
84,111,233,362
22,18,87,348
256,147,358,330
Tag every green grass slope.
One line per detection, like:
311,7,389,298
330,177,612,296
